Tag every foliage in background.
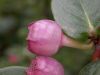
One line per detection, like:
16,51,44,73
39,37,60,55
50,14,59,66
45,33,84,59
0,0,52,70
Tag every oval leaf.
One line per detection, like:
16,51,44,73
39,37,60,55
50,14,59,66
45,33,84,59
0,66,26,75
52,0,100,39
79,61,100,75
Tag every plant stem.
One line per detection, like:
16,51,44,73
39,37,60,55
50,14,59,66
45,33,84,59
61,34,93,50
92,38,100,61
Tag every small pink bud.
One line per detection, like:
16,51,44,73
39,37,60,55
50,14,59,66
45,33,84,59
27,19,62,56
26,56,64,75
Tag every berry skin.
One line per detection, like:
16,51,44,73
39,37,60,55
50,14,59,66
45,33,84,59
27,19,62,56
26,56,64,75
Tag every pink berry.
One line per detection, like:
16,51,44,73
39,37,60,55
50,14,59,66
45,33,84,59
8,54,20,64
26,56,64,75
27,19,91,56
27,19,62,56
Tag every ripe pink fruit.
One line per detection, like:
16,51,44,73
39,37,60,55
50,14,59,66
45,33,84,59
26,56,64,75
27,19,62,56
27,19,92,56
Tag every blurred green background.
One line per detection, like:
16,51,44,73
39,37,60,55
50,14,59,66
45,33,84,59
0,0,93,75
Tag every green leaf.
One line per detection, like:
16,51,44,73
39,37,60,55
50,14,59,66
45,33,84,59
52,0,100,40
79,61,100,75
0,66,26,75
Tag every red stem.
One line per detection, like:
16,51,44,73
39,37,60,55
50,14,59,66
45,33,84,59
92,39,100,61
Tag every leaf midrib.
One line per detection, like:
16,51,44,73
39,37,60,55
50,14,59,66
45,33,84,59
79,0,94,32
